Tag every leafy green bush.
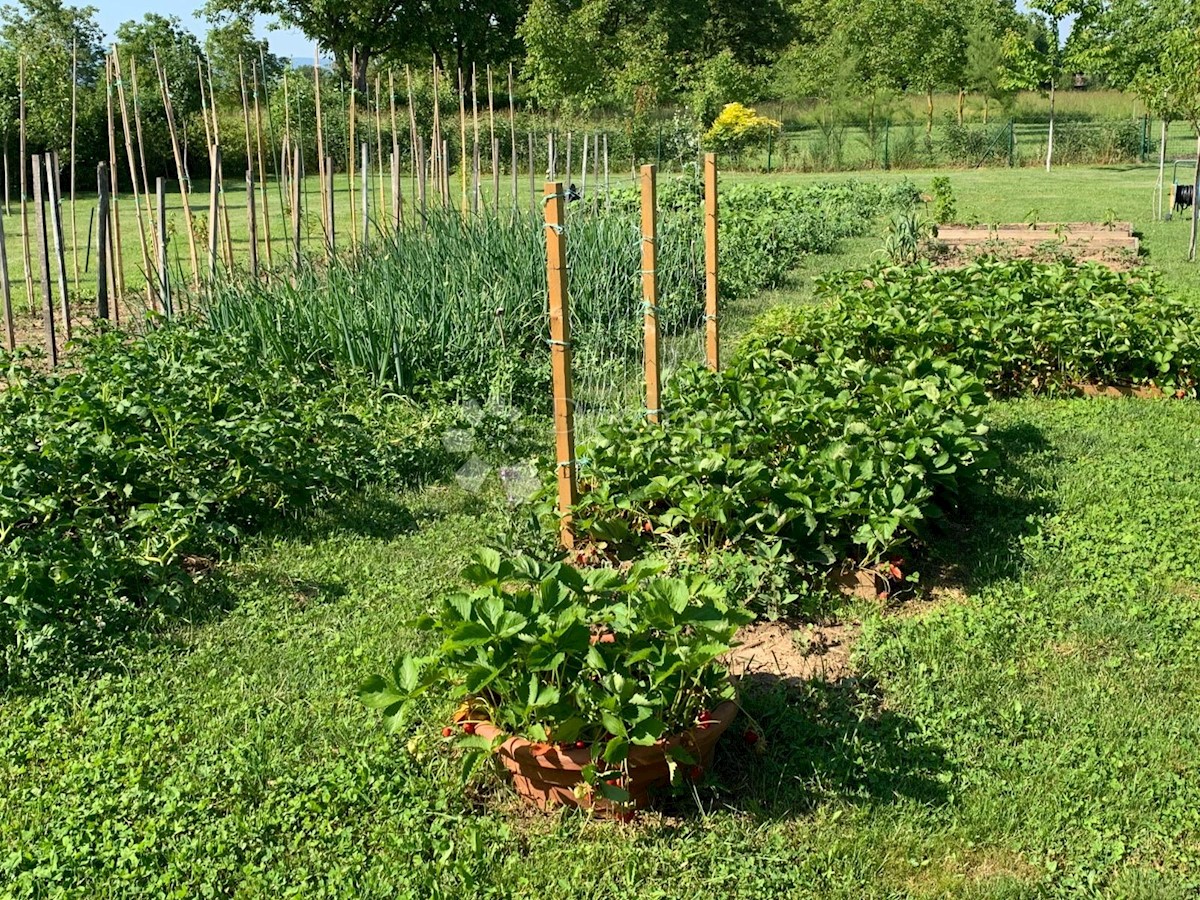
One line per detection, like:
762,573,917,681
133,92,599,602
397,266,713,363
750,260,1200,396
361,551,749,794
566,343,991,592
0,326,450,681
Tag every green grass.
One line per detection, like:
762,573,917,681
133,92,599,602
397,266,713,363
2,400,1199,897
3,165,1200,898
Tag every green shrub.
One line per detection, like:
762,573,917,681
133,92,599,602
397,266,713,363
750,260,1200,396
0,325,450,681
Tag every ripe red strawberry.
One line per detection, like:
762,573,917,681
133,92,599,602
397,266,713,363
462,722,477,735
441,726,454,738
743,728,759,745
575,740,586,749
605,778,621,787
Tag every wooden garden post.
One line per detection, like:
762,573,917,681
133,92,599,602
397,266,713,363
46,153,71,338
543,182,577,550
704,152,719,371
292,146,302,267
640,164,661,424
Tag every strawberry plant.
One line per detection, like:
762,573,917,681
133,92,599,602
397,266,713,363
559,342,991,603
753,259,1200,396
0,325,451,682
361,550,750,778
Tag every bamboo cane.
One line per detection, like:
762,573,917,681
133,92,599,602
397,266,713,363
471,63,480,211
155,47,199,288
46,153,71,339
252,61,273,269
0,209,13,349
112,46,154,306
18,57,32,314
206,56,235,269
207,147,219,279
246,168,258,277
508,64,517,209
348,55,357,249
69,39,80,296
197,55,213,151
488,66,498,207
292,146,301,267
32,162,55,366
156,176,169,315
314,45,328,253
106,55,126,302
374,75,385,229
95,163,108,320
458,68,468,213
392,68,404,229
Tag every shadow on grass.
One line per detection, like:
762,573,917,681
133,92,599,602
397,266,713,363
921,418,1058,593
642,673,953,824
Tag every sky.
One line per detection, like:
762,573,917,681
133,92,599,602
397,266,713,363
92,0,1075,62
94,0,313,59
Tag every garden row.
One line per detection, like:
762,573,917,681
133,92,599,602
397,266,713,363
0,179,909,684
363,256,1200,817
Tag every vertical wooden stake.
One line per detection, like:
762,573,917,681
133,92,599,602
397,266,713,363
207,146,220,279
252,62,273,269
361,142,370,243
46,153,71,339
487,65,498,207
543,181,577,550
156,176,169,315
458,68,468,214
112,47,153,304
69,38,80,296
19,57,33,315
0,209,13,349
417,137,427,228
348,55,358,248
704,152,719,371
603,134,610,210
529,133,536,218
374,74,386,230
106,56,125,301
314,45,328,246
581,134,588,199
155,47,199,287
390,151,400,232
291,147,302,267
471,63,480,210
640,165,661,423
325,156,336,254
32,160,56,366
246,169,258,278
95,162,109,321
508,64,517,209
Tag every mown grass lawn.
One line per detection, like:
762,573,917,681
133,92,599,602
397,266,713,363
3,164,1199,898
2,396,1199,899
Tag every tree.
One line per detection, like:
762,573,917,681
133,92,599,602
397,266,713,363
203,0,527,93
0,0,104,153
1157,26,1200,259
204,16,283,104
909,0,966,134
999,10,1059,170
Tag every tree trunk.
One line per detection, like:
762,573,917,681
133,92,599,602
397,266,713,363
926,88,934,135
1045,81,1055,173
351,50,371,95
983,97,990,126
1189,130,1199,261
957,89,964,125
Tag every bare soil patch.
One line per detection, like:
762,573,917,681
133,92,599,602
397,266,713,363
930,221,1140,270
725,620,860,688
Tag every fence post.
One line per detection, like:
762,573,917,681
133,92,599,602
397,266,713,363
246,169,258,279
704,153,719,371
1008,120,1015,168
95,162,108,321
543,181,578,551
883,123,890,170
640,164,661,424
32,158,56,366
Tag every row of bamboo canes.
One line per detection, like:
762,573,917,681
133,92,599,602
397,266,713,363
1,44,641,365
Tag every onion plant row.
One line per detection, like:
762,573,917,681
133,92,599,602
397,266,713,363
205,208,703,410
